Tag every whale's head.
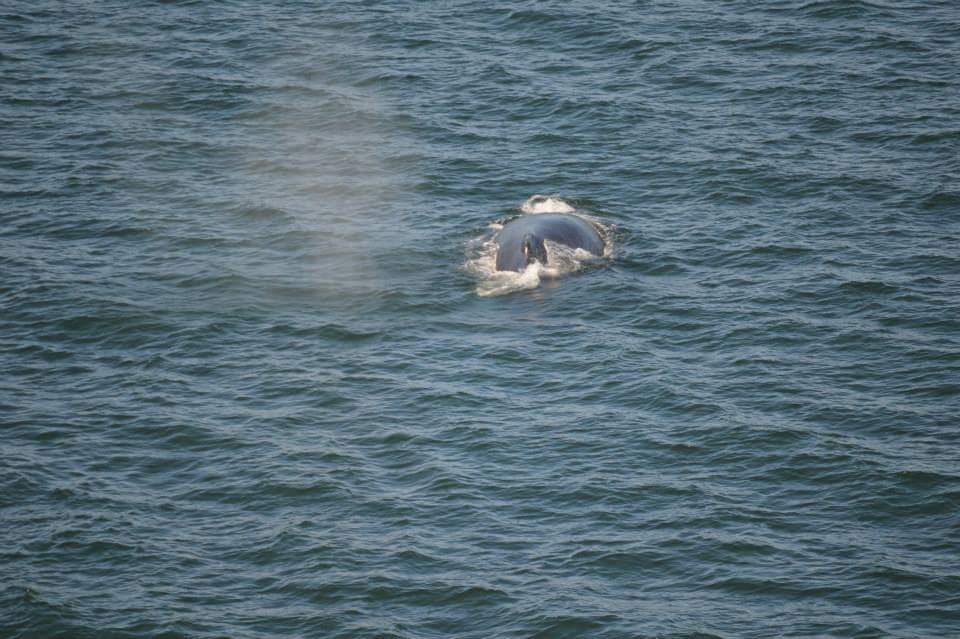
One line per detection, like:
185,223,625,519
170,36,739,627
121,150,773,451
522,233,548,267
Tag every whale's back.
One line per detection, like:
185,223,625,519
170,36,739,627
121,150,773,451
495,214,604,271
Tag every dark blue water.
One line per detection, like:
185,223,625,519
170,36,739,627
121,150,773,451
3,2,959,637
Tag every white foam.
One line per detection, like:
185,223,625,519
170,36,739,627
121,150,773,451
475,261,543,297
521,194,575,214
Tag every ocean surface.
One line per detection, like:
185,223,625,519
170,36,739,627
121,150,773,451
2,1,959,637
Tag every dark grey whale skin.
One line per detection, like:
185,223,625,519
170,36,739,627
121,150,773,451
494,213,604,272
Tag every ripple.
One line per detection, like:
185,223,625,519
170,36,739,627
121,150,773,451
3,0,959,637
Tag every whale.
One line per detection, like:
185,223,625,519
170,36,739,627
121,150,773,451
494,213,604,272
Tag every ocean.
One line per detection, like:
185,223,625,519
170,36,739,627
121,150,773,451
2,1,959,637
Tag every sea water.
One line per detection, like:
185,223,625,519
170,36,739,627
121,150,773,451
2,2,959,637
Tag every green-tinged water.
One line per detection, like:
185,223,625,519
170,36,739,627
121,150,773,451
2,1,959,637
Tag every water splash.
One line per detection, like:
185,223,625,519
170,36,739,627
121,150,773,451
520,194,576,214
